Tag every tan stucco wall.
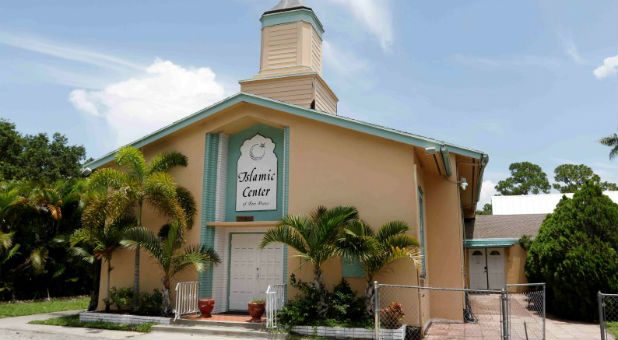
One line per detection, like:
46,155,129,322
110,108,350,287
422,158,466,322
506,244,528,289
96,103,464,320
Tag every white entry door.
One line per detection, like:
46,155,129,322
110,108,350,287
228,233,283,311
487,248,505,289
468,249,487,290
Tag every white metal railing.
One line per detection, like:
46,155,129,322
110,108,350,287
174,281,199,321
265,283,286,328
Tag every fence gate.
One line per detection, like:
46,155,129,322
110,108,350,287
505,283,546,340
599,292,618,340
375,283,508,340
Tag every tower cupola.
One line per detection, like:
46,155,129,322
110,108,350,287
240,0,338,114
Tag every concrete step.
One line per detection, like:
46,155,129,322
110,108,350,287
151,324,286,339
174,318,265,330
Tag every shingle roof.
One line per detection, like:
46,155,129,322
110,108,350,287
465,214,547,239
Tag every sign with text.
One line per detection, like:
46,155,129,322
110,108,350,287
236,134,277,211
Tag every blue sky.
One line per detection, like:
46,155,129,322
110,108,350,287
0,0,616,204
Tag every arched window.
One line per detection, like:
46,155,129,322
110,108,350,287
490,250,501,256
472,250,483,256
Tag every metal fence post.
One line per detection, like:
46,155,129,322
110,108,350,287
542,283,546,340
374,281,380,340
501,288,509,340
599,291,606,340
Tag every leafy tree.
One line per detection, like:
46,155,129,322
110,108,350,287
260,206,358,312
600,133,618,160
495,162,550,195
0,121,23,180
525,182,618,321
476,203,492,215
336,220,420,312
0,120,86,183
92,147,188,304
553,164,618,193
122,221,220,315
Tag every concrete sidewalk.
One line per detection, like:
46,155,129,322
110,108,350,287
0,310,267,340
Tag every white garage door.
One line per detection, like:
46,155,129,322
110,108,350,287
228,233,284,311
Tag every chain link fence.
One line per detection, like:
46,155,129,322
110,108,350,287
505,283,545,340
599,292,618,340
375,283,507,340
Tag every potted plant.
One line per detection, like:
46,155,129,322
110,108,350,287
198,298,215,318
248,297,266,322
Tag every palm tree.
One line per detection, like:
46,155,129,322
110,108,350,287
92,147,188,301
600,133,618,160
72,215,135,312
261,206,359,290
121,221,220,315
337,220,421,312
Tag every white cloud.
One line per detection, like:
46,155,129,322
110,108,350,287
325,0,393,50
70,58,226,146
0,31,143,71
563,39,583,63
479,180,497,206
322,40,369,75
593,55,618,79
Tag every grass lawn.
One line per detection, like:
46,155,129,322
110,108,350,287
0,297,89,318
607,321,618,338
29,314,154,333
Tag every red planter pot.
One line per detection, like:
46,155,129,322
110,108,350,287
198,298,215,318
248,302,265,322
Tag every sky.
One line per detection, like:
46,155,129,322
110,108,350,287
0,0,616,205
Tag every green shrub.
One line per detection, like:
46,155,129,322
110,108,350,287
104,287,133,312
134,289,163,316
525,182,618,321
277,274,371,328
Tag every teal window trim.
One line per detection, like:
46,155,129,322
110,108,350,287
199,133,219,298
418,187,427,278
342,258,365,278
464,238,518,248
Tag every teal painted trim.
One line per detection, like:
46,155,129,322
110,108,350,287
342,258,365,278
282,127,290,301
198,133,219,298
226,232,267,312
439,146,452,177
85,92,485,171
225,124,284,221
464,238,518,248
418,187,427,277
260,9,324,37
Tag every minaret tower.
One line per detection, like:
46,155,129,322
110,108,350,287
240,0,338,114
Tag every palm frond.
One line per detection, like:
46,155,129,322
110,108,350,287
88,168,127,193
115,146,146,181
175,186,196,228
0,231,13,250
29,247,49,274
122,226,163,262
261,222,308,254
144,173,187,227
376,221,410,242
600,133,618,160
171,244,221,276
2,244,20,264
147,151,188,174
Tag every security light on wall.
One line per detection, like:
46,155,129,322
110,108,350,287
81,167,92,177
459,177,468,191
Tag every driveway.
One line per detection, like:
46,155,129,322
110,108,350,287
0,310,264,340
425,294,602,340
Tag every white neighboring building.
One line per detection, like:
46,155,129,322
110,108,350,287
492,191,618,215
